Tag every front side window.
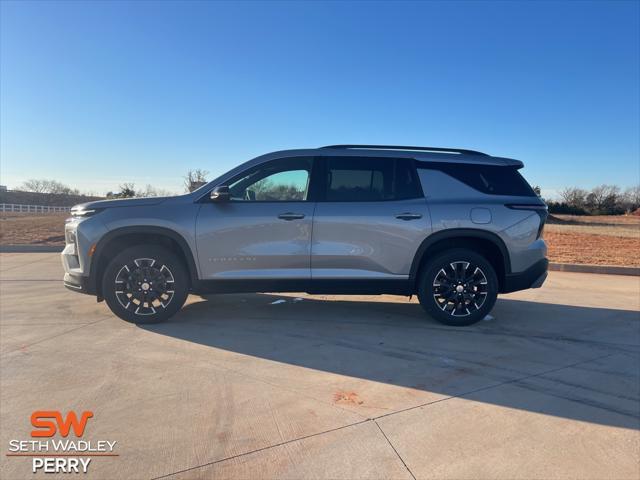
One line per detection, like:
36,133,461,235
229,157,312,201
325,157,421,201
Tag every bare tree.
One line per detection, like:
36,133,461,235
20,179,79,195
620,185,640,212
558,187,587,209
184,169,209,192
136,184,175,198
21,179,48,193
586,184,620,212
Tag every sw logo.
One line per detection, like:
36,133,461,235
31,410,94,438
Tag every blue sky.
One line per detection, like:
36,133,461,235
1,0,639,197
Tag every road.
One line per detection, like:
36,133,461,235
1,253,639,479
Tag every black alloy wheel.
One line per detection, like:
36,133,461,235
418,248,498,326
432,260,489,317
103,245,189,324
114,257,176,316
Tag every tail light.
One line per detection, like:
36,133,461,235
505,204,548,239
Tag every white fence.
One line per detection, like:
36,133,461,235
0,203,71,213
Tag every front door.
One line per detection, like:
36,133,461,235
196,157,315,280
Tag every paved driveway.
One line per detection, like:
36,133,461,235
1,253,639,479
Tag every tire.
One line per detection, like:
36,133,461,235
102,245,189,324
417,248,498,327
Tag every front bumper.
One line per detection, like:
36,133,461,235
62,242,98,296
501,258,548,293
63,272,96,295
61,214,107,297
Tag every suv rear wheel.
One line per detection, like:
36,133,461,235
418,248,498,326
102,245,189,324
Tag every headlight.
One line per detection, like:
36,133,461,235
70,207,103,218
65,229,77,245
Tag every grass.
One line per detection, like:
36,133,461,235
1,212,639,267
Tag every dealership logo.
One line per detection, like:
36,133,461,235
6,410,118,474
31,411,94,438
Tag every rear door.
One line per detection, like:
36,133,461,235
311,156,431,279
195,157,316,280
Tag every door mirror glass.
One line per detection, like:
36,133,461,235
210,185,231,202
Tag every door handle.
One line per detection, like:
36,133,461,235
278,212,305,221
395,212,422,221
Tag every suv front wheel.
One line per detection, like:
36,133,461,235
418,248,498,326
102,245,189,324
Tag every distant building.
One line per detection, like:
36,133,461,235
0,185,7,192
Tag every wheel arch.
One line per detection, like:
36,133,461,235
410,229,511,292
89,226,199,298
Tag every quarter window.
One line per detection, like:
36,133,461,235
418,162,536,197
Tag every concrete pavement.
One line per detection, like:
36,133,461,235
0,253,638,479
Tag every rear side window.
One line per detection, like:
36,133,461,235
324,157,421,201
420,162,536,197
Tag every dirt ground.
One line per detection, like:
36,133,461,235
1,212,639,266
552,214,640,225
544,230,640,266
545,214,640,266
0,213,67,245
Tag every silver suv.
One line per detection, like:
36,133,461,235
62,145,548,326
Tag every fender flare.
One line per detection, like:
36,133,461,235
88,226,199,295
408,228,512,282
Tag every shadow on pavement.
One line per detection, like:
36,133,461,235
143,293,640,430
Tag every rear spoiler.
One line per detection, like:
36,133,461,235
415,157,524,169
494,157,525,168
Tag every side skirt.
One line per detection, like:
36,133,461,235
192,279,414,296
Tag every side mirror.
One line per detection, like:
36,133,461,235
210,185,231,202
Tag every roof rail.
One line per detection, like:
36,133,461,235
320,144,489,156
